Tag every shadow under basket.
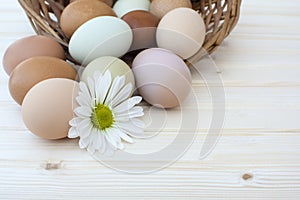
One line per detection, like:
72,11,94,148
18,0,241,64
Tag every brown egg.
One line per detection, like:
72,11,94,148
60,0,116,38
22,78,79,140
69,0,113,7
150,0,192,19
9,56,77,105
2,35,66,75
122,10,159,51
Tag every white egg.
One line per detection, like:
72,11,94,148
69,16,133,65
113,0,150,18
156,8,206,59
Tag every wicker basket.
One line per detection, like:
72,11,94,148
18,0,241,63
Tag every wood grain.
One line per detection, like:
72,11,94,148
1,0,300,199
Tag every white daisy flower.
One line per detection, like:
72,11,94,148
68,70,145,154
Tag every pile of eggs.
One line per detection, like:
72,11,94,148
2,0,206,139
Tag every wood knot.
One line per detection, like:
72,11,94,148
43,161,63,170
242,173,253,181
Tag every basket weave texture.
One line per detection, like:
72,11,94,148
18,0,241,62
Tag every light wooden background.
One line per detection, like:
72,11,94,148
1,0,300,199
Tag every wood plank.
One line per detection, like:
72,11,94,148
1,0,300,199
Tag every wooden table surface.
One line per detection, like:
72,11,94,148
1,0,300,199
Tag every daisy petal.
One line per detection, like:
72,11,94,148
105,76,126,105
87,76,96,101
110,83,132,107
74,106,92,118
116,142,124,150
94,130,103,152
116,121,145,139
69,117,81,127
90,129,102,151
76,95,87,107
114,106,144,120
105,141,116,156
77,119,93,138
99,132,107,154
87,143,96,155
79,82,91,99
114,96,142,114
87,133,97,154
105,128,122,149
98,70,112,104
76,93,92,107
79,136,91,149
131,118,146,129
68,126,79,138
115,128,133,143
105,134,118,149
111,129,122,144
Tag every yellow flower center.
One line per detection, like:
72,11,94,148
92,104,114,130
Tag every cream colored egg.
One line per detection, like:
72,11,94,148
22,78,79,140
81,56,135,93
156,8,206,59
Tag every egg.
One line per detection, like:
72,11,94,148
156,8,206,59
60,0,116,38
70,0,113,7
69,16,133,65
9,56,77,105
132,48,192,108
2,35,66,75
122,10,159,51
150,0,192,19
113,0,150,18
22,78,79,140
81,56,135,91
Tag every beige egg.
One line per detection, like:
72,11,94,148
9,56,77,105
150,0,192,19
60,0,116,38
2,35,66,75
156,7,206,59
22,78,79,140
